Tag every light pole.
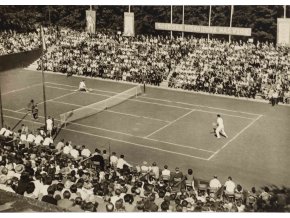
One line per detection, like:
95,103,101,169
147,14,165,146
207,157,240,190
0,83,4,127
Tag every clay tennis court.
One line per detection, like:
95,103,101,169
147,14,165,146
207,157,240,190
1,68,290,189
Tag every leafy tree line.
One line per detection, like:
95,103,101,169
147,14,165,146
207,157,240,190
0,5,289,43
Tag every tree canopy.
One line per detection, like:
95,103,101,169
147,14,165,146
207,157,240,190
0,5,289,43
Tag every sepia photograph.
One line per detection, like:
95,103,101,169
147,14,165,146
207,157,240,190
0,0,290,213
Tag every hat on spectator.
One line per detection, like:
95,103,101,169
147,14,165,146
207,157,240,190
0,175,7,184
143,161,147,165
15,164,25,174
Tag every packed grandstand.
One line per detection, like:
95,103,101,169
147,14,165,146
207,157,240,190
0,124,289,212
0,5,290,212
35,28,290,104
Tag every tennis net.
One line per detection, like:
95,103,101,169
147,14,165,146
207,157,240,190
60,85,142,126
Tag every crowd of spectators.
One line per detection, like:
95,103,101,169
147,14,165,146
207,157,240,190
0,123,289,212
37,29,187,86
0,27,57,56
35,30,290,104
1,25,289,104
168,38,290,103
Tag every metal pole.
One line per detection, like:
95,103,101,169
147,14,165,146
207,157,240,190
41,43,47,129
229,5,234,43
208,5,212,41
48,6,51,26
0,83,4,127
284,5,286,18
171,5,173,39
182,5,184,39
129,5,131,13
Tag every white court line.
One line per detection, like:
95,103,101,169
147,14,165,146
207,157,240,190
3,107,214,153
207,114,263,161
46,85,112,98
46,84,256,120
106,109,170,123
174,101,261,116
194,109,255,120
140,95,260,116
145,137,214,153
145,110,195,138
47,85,255,120
45,81,117,94
2,82,43,96
15,90,77,112
46,81,262,116
3,114,209,161
51,99,170,123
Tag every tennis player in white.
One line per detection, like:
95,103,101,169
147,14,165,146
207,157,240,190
79,80,88,92
215,114,228,139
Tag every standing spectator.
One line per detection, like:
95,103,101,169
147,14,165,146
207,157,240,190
91,148,105,170
161,165,171,182
56,139,65,152
150,162,159,180
46,116,53,135
184,169,195,190
116,154,131,170
26,131,36,145
224,176,236,196
102,150,110,169
272,90,279,106
209,175,222,193
21,124,29,134
171,167,183,192
43,134,53,147
110,152,118,169
81,145,91,158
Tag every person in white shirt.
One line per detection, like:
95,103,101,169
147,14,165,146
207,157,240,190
116,154,131,169
215,114,228,139
70,146,80,159
46,116,53,135
56,139,65,152
110,152,118,169
0,126,7,135
81,146,91,158
26,131,36,144
150,162,159,179
34,134,44,146
224,176,236,195
161,165,171,181
209,175,222,192
43,135,53,146
63,143,72,155
79,80,88,92
3,127,12,137
20,133,27,142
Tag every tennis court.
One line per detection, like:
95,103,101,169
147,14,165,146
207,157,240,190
1,69,290,189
